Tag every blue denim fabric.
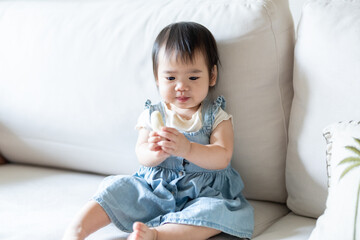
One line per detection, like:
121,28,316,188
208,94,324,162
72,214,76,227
93,96,254,239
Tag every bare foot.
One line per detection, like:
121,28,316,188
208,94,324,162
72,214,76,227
128,222,157,240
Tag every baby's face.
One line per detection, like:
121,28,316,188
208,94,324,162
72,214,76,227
156,48,217,116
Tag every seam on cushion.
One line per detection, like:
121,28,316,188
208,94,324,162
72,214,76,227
0,134,120,155
254,214,288,236
263,1,289,147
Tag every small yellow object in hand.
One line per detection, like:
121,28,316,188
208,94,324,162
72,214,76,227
151,111,164,132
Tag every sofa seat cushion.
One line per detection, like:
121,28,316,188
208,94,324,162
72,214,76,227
0,164,290,239
0,164,126,240
252,212,316,240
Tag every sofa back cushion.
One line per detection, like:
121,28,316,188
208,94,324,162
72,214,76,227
286,0,360,218
0,0,294,203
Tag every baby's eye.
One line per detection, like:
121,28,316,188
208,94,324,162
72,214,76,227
166,77,175,81
189,77,199,80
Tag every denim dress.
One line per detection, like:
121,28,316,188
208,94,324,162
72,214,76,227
93,96,254,239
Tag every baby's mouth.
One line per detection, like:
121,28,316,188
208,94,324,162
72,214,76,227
176,96,190,102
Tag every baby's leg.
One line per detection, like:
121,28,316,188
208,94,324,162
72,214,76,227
128,222,221,240
63,200,111,240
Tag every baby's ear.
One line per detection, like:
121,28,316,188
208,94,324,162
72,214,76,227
210,65,217,86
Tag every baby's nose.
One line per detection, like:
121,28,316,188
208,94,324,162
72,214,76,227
175,81,188,91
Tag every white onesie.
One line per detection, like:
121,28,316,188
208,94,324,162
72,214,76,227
135,102,232,132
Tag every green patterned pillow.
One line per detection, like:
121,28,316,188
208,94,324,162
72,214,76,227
309,121,360,240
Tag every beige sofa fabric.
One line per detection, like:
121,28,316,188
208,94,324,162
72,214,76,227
252,212,316,240
0,0,294,203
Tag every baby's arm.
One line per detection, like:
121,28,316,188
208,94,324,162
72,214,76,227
157,119,234,170
135,128,170,167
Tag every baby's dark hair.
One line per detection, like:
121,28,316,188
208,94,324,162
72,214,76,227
152,22,220,81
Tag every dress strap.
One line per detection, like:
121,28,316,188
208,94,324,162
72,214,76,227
144,99,152,109
202,96,226,135
214,95,226,112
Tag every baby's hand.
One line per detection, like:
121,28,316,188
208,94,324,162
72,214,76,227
148,131,170,161
157,127,191,158
148,131,162,151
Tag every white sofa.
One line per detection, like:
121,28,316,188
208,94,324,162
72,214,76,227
1,0,359,239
